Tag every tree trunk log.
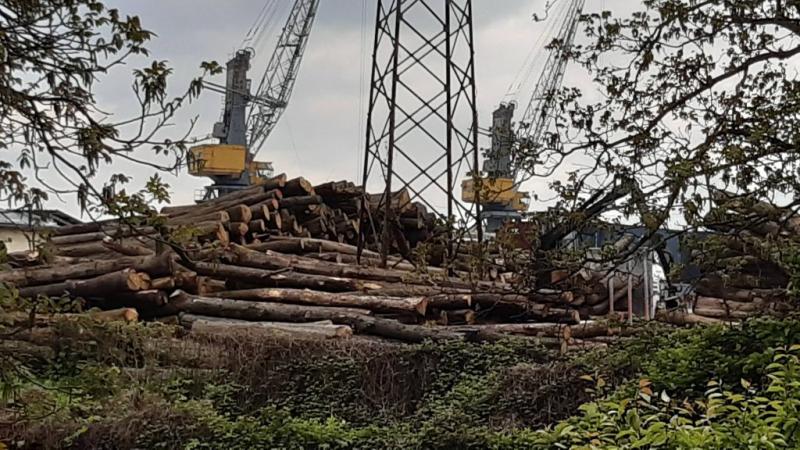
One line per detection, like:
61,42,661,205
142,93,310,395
283,177,315,197
655,309,726,325
212,288,427,315
170,291,371,321
0,253,174,288
226,204,253,224
471,293,581,323
65,269,151,297
181,314,353,339
449,322,571,339
1,308,139,327
279,195,323,209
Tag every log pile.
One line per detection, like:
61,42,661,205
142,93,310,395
37,174,440,261
687,191,797,321
14,177,799,347
544,234,646,319
1,174,676,347
0,238,627,348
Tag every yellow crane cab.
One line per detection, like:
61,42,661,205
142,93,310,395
461,176,529,212
188,144,274,183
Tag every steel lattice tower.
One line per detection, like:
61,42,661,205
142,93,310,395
361,0,482,264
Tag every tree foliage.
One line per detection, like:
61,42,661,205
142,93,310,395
522,0,800,264
0,0,220,215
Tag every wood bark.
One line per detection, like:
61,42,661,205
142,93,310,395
0,308,139,326
0,253,174,288
226,204,253,224
655,309,726,325
471,293,581,323
170,291,371,322
212,288,427,316
449,322,571,339
181,314,353,339
283,177,315,196
65,269,151,297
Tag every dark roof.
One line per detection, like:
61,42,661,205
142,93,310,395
0,209,82,229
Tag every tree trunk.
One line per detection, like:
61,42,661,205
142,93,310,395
170,291,371,322
283,177,315,197
181,314,353,339
248,220,266,235
655,309,726,325
227,271,379,292
65,269,151,297
449,322,571,339
168,211,230,226
694,296,772,312
211,288,428,315
568,320,640,339
1,308,139,327
101,238,154,256
695,278,786,302
471,293,581,323
228,244,469,288
226,204,253,224
0,253,174,288
279,195,323,209
427,294,473,310
89,290,168,309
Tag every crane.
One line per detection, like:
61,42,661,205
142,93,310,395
461,0,585,233
188,0,320,201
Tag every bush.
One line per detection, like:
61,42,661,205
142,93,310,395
6,318,800,449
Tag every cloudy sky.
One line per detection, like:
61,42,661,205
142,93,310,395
38,0,632,217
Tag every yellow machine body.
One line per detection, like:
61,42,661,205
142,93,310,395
248,161,273,184
461,177,530,212
188,144,247,177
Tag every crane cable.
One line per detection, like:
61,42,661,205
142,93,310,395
504,0,571,99
241,1,272,47
253,0,289,57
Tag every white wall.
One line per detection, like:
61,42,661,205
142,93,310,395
0,229,38,253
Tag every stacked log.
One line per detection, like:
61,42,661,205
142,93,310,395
2,174,661,348
688,191,798,321
2,233,607,347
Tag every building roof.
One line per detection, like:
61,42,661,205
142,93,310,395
0,209,82,229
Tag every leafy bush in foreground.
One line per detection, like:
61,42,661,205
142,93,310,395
4,318,800,449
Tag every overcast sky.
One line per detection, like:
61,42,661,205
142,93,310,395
35,0,632,218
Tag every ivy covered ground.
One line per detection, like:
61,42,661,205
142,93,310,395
3,317,800,449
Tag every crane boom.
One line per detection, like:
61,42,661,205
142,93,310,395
516,0,585,160
247,0,319,157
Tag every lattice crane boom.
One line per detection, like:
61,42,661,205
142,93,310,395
516,0,584,163
247,0,319,158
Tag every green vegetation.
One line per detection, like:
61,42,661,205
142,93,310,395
2,318,800,448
